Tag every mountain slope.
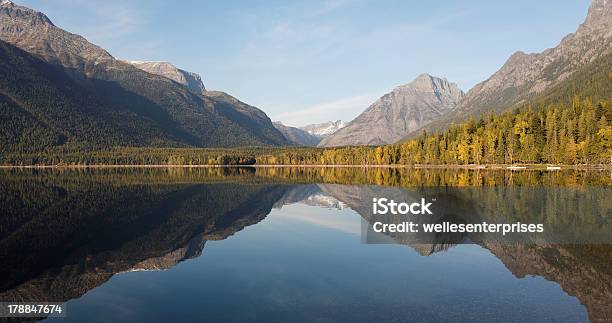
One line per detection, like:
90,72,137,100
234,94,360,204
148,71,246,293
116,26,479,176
273,122,321,146
128,61,206,95
0,40,195,152
125,58,289,146
0,1,289,149
319,74,464,147
205,91,290,146
407,0,612,137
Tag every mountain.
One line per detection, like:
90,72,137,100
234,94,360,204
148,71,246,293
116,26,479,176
273,122,321,146
0,40,188,151
299,120,346,138
406,0,612,137
0,1,289,150
127,61,206,95
319,74,464,147
203,90,290,147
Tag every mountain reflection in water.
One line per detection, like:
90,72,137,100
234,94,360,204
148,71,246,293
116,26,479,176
0,167,609,322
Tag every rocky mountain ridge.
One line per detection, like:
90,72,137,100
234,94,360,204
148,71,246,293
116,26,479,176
319,74,464,147
127,60,206,95
405,0,612,137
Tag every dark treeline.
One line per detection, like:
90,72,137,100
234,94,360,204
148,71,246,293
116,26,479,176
1,98,610,166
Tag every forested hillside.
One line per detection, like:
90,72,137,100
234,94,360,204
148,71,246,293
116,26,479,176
0,40,189,152
2,95,609,166
396,98,611,165
530,52,612,107
2,50,609,167
0,40,290,152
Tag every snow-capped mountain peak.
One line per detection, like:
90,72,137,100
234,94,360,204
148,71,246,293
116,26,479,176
299,120,346,138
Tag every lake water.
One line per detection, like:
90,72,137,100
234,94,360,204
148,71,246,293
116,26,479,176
0,167,610,322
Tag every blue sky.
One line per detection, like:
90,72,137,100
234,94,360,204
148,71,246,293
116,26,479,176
21,0,590,126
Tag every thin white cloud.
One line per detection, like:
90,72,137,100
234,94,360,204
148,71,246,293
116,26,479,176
273,91,383,127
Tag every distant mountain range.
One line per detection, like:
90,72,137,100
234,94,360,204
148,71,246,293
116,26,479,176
273,120,346,146
319,74,463,147
272,122,321,146
0,1,289,151
300,120,347,138
0,0,609,152
404,0,612,138
317,0,611,146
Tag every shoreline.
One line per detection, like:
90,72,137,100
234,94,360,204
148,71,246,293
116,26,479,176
0,164,609,170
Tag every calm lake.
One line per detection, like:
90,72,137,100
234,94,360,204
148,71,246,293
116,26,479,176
0,167,610,322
